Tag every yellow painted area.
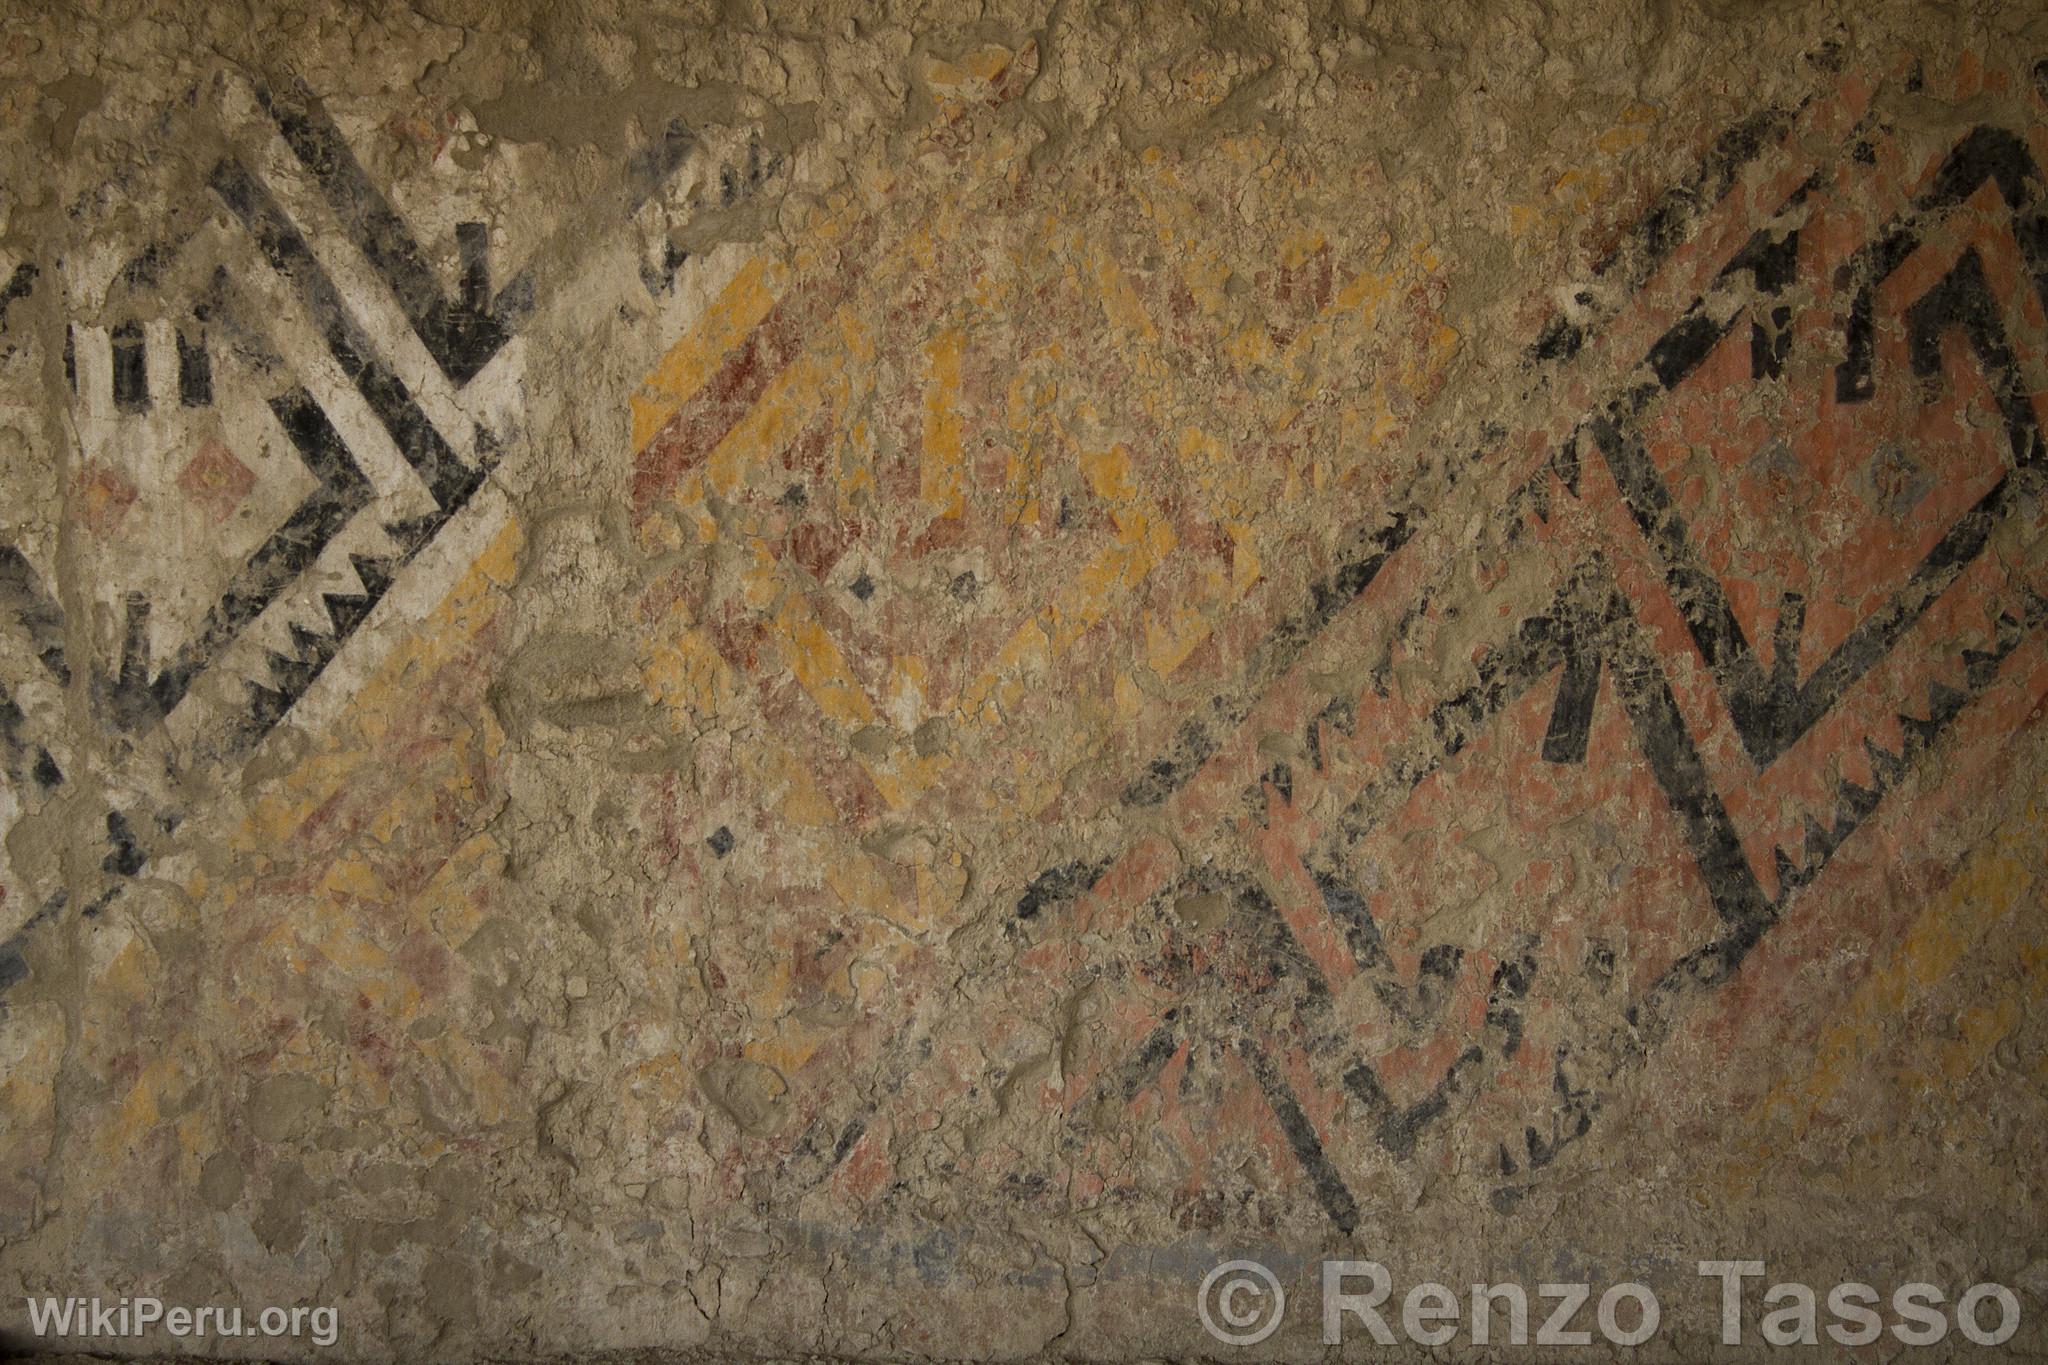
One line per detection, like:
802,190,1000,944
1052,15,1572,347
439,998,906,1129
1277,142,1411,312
951,441,1175,726
882,656,930,731
741,837,966,1073
1129,153,1440,434
1508,102,1665,247
1000,353,1058,526
1596,103,1659,155
417,832,503,949
630,255,782,450
921,326,966,519
924,41,1027,107
1719,793,2048,1191
111,1057,182,1152
629,186,871,451
1083,240,1172,421
702,345,843,504
629,112,1221,802
769,589,877,730
230,519,522,858
826,849,919,933
1145,590,1222,679
654,216,951,540
643,626,739,722
759,744,841,828
612,93,1489,1060
0,1003,64,1138
73,518,529,1159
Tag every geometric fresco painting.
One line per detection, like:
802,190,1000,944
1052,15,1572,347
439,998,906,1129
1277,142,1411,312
5,8,2048,1362
625,54,2048,1238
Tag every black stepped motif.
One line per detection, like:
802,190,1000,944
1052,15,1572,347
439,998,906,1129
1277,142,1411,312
997,109,2048,1224
1595,128,2048,768
260,78,714,377
102,380,373,732
640,133,785,297
257,79,533,387
0,85,759,1001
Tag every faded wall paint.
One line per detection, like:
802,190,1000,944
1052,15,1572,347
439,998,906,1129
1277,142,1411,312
1,2,2047,1361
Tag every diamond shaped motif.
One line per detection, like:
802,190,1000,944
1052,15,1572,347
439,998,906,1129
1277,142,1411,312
176,438,256,523
75,462,137,538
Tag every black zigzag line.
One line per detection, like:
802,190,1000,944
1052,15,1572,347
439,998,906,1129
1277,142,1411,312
1270,580,1654,1189
234,529,435,753
1592,125,2048,767
0,383,377,994
1103,111,2015,828
12,255,424,741
121,386,373,727
1104,526,2040,1221
1051,61,1819,847
1340,946,1534,1161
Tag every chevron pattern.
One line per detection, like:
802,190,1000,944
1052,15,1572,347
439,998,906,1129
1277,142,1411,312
0,74,781,992
613,55,2048,1231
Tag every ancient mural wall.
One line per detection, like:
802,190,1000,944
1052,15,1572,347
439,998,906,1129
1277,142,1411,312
1,1,2047,1360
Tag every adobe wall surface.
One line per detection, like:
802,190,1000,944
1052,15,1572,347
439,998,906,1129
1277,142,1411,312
1,1,2047,1360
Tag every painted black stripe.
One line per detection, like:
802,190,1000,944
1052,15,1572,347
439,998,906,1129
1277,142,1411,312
257,81,531,387
176,327,211,406
111,320,148,412
1236,1037,1359,1234
145,386,372,720
209,155,481,514
0,261,35,328
0,547,71,685
1121,511,1414,806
